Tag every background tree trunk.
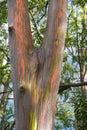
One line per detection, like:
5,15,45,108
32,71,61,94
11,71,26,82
80,56,87,100
8,0,68,130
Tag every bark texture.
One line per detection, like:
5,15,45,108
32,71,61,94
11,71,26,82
8,0,68,130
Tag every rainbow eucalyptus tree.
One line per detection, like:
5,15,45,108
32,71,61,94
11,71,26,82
8,0,68,130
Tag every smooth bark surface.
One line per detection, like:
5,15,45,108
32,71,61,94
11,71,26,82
8,0,68,130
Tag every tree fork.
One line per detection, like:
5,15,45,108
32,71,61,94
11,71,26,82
8,0,68,130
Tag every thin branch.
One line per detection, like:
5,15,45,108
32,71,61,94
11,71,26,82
0,90,12,95
39,1,48,21
29,11,42,44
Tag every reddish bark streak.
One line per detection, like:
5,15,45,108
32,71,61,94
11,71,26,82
51,65,58,89
21,59,25,79
14,0,29,82
60,0,63,7
58,10,63,18
40,100,49,125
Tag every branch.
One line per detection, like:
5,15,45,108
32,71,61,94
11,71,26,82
1,82,87,95
39,1,48,21
29,11,42,42
59,82,87,93
0,89,12,95
10,121,15,130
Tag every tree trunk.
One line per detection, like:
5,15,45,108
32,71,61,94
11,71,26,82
8,0,68,130
77,29,87,100
78,20,87,129
80,63,87,100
